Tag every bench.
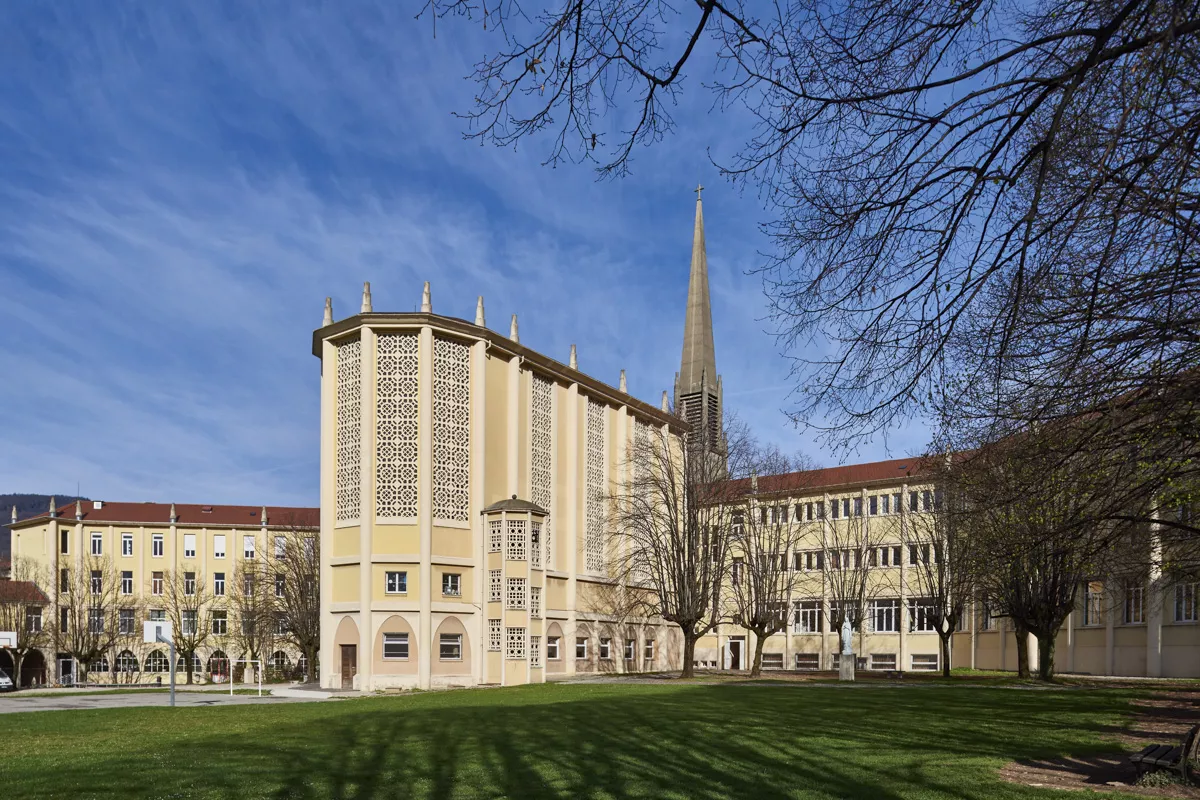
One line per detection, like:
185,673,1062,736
1130,723,1200,782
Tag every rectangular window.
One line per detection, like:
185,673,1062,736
88,607,103,634
385,571,408,594
182,610,197,635
908,543,931,566
183,534,196,559
1175,583,1198,623
150,609,166,622
442,573,461,597
121,570,133,595
911,653,939,671
121,533,133,557
599,638,611,659
91,532,103,556
26,607,42,633
908,598,937,632
869,599,900,633
1083,581,1104,626
505,627,526,659
779,505,789,524
183,571,196,596
804,551,824,571
244,535,256,559
60,607,69,632
152,533,164,557
383,633,409,660
488,520,502,552
506,521,527,561
843,499,851,518
488,569,502,603
531,523,542,569
979,600,994,631
530,586,542,619
117,608,135,635
152,571,163,596
60,568,69,593
892,493,901,513
214,572,226,596
212,610,228,635
805,502,813,521
1124,584,1145,624
853,497,862,517
91,569,102,595
762,653,784,670
869,495,878,516
506,578,527,609
61,530,69,554
794,600,822,633
816,501,825,519
275,573,285,598
882,494,891,514
624,639,636,660
644,639,654,662
213,534,226,559
731,557,743,586
530,635,542,668
548,636,561,660
794,653,819,671
831,499,840,519
488,619,502,651
870,653,897,671
439,633,463,660
575,637,588,659
274,536,286,559
922,490,933,511
909,492,919,512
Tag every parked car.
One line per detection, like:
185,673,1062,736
0,671,14,692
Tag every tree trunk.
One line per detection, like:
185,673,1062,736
1014,627,1030,678
305,645,317,683
186,657,195,685
749,631,766,678
681,634,696,678
1037,633,1056,682
14,651,24,687
940,632,952,678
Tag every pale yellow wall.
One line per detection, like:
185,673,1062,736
483,354,509,506
432,565,473,603
432,528,472,558
369,563,418,602
332,564,361,603
374,524,418,555
332,526,360,557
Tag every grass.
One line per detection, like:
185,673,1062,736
0,681,1145,799
8,687,269,698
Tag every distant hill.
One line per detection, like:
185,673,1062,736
0,494,90,560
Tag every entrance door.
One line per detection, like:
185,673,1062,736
729,639,743,671
340,645,357,689
58,657,74,686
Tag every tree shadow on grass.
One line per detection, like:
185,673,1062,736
2,684,1139,799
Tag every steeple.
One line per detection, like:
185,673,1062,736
675,186,724,457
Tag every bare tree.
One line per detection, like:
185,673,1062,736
609,413,753,678
230,558,277,682
55,556,125,685
0,557,51,686
818,503,899,654
160,567,214,685
271,517,321,682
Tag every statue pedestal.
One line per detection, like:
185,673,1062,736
839,654,856,682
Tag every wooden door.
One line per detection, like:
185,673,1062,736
340,645,357,689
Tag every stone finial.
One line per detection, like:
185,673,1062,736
569,344,578,370
12,505,18,525
661,391,669,412
75,499,83,520
509,314,519,343
751,469,759,493
261,506,268,526
475,296,486,327
49,496,57,517
169,503,178,524
421,281,432,313
323,297,334,327
619,369,627,392
361,282,373,313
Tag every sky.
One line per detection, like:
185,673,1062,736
0,2,928,508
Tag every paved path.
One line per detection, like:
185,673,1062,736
0,691,323,714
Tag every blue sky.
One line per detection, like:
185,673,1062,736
0,3,927,507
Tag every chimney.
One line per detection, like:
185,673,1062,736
475,296,486,327
361,281,373,313
169,503,178,524
569,344,578,370
323,297,334,327
421,281,432,313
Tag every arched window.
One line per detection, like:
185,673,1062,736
115,650,139,673
175,653,201,673
145,650,170,673
208,650,230,678
89,655,110,675
297,653,309,679
270,651,290,672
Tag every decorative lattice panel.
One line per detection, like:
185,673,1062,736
489,569,502,603
506,627,526,659
488,519,502,553
530,635,542,668
506,518,527,561
506,577,527,609
488,619,501,651
530,521,542,569
585,399,607,572
432,337,471,521
530,585,542,619
375,333,419,518
531,376,553,567
335,336,362,522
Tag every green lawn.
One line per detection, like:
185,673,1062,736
0,681,1142,799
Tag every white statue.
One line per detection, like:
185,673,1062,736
841,616,853,655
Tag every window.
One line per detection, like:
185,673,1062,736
488,519,502,552
506,520,527,561
802,551,824,571
214,572,226,596
276,615,289,636
383,633,409,660
442,573,461,597
882,494,891,514
909,492,919,512
507,578,527,609
911,654,939,672
86,607,103,633
242,573,255,596
275,573,285,598
892,492,901,513
439,633,463,660
643,639,654,662
575,637,588,659
488,619,502,651
530,523,542,568
804,502,813,521
548,636,561,660
870,653,897,671
213,534,226,559
875,546,902,567
1125,584,1145,624
762,653,784,670
794,653,819,671
244,535,256,559
274,536,286,559
624,639,636,660
182,610,197,635
1083,581,1104,626
116,650,139,673
908,543,932,566
869,599,900,633
794,600,822,633
385,571,407,594
779,505,789,523
59,568,70,593
530,635,542,668
853,497,863,517
152,533,164,557
843,498,851,518
91,532,103,556
91,569,102,595
61,530,69,554
26,607,42,633
869,495,878,516
150,609,165,622
212,611,227,635
530,586,542,619
59,607,69,632
599,638,612,659
488,569,502,602
731,557,743,586
121,533,133,556
908,598,937,632
979,599,995,630
816,500,826,519
831,499,840,519
121,570,133,595
152,571,164,596
506,627,526,659
922,490,933,511
184,572,196,596
1175,583,1198,623
145,650,170,673
183,533,196,559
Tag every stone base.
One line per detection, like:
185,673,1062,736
839,655,856,682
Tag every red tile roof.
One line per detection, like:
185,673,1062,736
12,502,318,529
0,579,49,604
727,455,938,498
